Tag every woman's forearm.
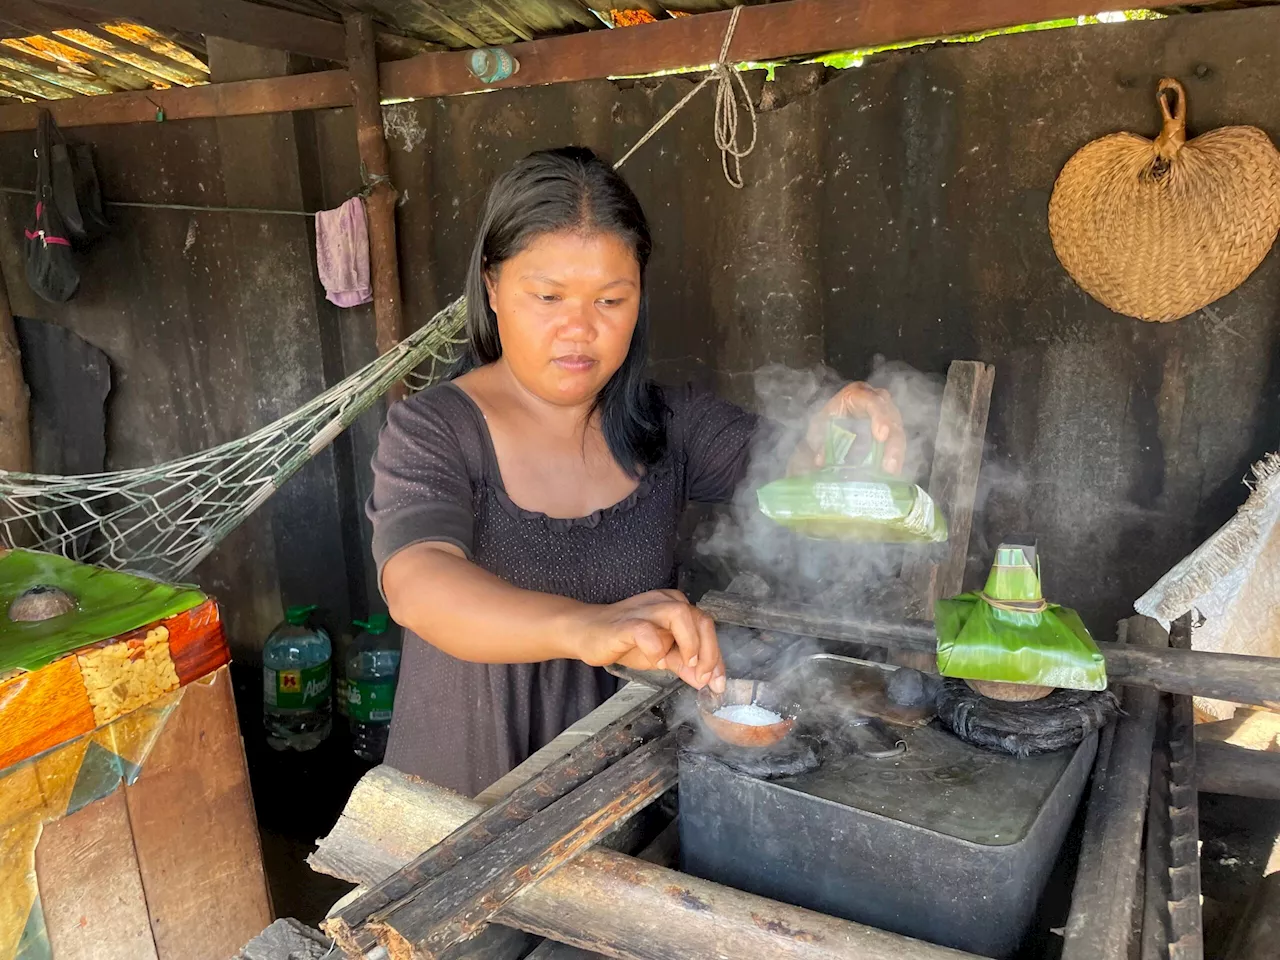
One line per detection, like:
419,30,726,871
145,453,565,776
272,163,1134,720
383,543,586,663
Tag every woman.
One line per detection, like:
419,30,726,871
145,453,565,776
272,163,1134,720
369,147,905,796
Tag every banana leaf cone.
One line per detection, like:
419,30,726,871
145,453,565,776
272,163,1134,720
756,420,948,544
935,542,1107,691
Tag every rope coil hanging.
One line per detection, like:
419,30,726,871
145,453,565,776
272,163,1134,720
615,5,758,186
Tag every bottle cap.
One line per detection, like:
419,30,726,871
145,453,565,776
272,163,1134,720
284,604,318,626
353,613,391,635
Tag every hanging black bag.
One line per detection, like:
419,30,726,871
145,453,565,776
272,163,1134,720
25,110,80,303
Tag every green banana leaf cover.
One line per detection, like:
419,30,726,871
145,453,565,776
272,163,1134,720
756,420,948,543
935,542,1107,691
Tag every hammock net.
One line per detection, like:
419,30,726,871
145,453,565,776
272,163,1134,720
0,297,465,581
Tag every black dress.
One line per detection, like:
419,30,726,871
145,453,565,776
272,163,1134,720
367,381,758,797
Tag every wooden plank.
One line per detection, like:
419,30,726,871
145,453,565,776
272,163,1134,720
314,764,984,960
35,787,161,960
0,262,30,474
0,0,1206,130
123,666,272,960
697,591,1280,708
902,360,995,619
0,67,350,131
0,655,96,769
475,680,663,806
1062,616,1164,960
370,734,679,959
345,13,407,405
329,680,670,954
1161,615,1203,960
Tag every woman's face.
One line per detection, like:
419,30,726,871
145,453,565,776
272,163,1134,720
485,229,641,407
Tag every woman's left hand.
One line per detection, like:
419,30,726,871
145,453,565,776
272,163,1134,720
793,382,907,475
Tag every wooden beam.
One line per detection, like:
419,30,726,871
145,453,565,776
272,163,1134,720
1062,616,1164,960
345,13,406,405
315,764,986,960
0,0,1197,131
698,592,1280,709
901,360,995,619
0,67,349,131
379,0,1180,100
1196,740,1280,800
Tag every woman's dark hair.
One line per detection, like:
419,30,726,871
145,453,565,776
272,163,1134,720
455,146,666,477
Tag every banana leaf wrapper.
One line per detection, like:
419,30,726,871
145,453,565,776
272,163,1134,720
756,468,948,543
934,548,1107,691
755,419,948,544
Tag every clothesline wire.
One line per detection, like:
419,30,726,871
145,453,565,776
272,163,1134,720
0,185,316,217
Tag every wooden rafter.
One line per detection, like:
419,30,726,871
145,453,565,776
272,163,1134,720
0,0,1231,131
40,0,423,63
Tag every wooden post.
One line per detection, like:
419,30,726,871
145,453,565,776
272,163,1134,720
902,360,995,620
1061,616,1165,960
0,267,31,474
345,13,407,405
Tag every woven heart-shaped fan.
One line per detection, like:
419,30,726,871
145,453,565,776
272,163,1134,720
1049,78,1280,322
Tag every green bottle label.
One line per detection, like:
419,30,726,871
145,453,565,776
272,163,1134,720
264,661,331,710
341,678,396,723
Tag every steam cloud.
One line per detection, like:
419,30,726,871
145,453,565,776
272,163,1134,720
694,357,948,613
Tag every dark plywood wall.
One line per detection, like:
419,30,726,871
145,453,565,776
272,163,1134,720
0,8,1278,654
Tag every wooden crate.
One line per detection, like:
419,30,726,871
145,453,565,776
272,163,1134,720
0,558,271,960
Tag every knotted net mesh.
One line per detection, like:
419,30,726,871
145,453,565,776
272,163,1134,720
0,297,465,580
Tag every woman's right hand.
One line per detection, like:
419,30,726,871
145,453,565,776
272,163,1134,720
570,590,726,693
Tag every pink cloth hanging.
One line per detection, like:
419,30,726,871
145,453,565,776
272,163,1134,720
315,196,373,308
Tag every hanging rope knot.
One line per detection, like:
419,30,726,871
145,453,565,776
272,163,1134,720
614,4,758,188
